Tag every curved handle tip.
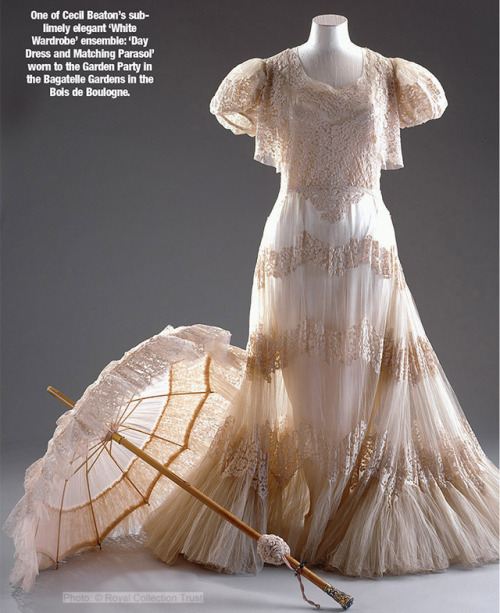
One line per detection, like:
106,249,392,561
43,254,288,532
323,584,354,609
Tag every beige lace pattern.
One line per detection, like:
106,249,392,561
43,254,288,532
245,318,439,385
207,413,488,503
206,413,368,496
380,333,439,387
209,57,267,138
390,57,448,130
285,185,382,225
282,48,384,223
209,46,448,179
253,230,406,290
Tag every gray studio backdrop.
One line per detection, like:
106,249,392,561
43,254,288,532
1,1,498,485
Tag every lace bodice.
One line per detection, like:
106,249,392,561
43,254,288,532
209,46,448,217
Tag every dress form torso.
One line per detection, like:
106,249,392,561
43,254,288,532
296,14,365,88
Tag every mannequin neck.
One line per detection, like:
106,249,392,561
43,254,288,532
304,14,353,53
295,14,364,88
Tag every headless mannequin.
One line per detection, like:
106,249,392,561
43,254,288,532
295,14,364,88
288,15,367,558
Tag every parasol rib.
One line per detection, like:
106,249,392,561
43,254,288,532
71,442,106,477
85,456,101,547
118,425,184,448
181,356,211,449
56,479,68,568
102,443,149,505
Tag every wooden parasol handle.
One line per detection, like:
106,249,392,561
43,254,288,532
47,386,354,609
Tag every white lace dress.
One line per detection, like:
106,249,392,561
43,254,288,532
142,46,499,577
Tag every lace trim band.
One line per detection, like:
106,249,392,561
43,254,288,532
253,231,406,289
288,185,381,225
245,318,439,385
207,414,488,502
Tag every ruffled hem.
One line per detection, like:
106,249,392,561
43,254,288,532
318,463,500,577
142,412,499,579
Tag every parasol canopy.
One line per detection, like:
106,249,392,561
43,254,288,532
3,323,246,591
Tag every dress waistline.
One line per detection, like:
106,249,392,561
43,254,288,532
276,184,386,224
279,184,382,198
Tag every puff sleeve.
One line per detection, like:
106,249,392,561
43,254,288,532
209,57,267,137
391,57,448,128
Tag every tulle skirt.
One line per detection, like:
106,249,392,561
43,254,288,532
143,187,500,577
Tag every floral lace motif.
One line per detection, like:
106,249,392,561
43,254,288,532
209,57,267,137
281,48,385,222
286,186,382,225
391,57,448,130
207,413,488,503
381,334,439,387
344,418,488,505
253,230,406,289
209,47,447,179
245,318,439,385
206,414,368,497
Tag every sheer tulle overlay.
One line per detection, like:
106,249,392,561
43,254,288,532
143,47,499,578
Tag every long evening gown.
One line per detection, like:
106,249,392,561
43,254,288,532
141,45,499,577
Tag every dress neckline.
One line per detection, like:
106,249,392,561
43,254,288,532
290,46,369,92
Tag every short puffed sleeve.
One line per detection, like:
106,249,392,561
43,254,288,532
209,57,267,137
391,57,448,128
